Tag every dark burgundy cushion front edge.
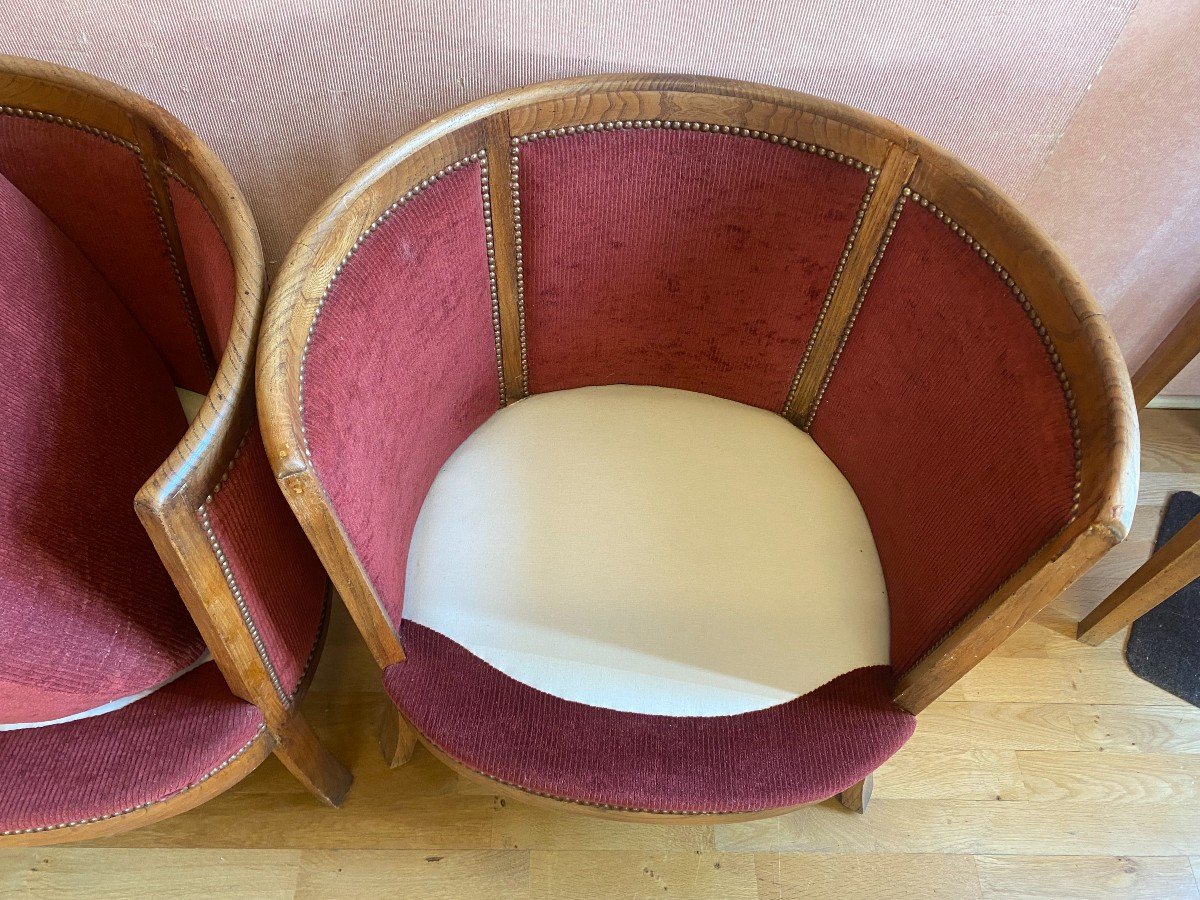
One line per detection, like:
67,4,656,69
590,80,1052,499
384,622,915,815
0,662,264,836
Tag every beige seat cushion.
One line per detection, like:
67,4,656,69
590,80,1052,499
405,385,889,717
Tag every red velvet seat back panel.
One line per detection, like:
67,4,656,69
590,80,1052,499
204,426,328,694
0,114,211,391
810,202,1078,673
303,163,498,626
170,177,236,358
518,128,873,410
0,173,205,724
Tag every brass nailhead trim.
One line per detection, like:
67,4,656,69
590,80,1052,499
784,173,880,417
0,105,214,378
198,429,289,705
902,189,1083,516
804,194,908,431
802,189,1083,517
0,725,267,836
480,154,506,405
512,119,877,178
509,120,878,403
0,595,330,835
299,151,486,457
0,105,138,150
142,156,215,377
508,139,529,396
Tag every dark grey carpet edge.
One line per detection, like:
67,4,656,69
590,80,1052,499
1125,491,1200,708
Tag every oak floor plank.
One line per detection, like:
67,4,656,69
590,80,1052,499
295,850,530,899
875,750,1027,801
754,852,982,899
943,656,1192,706
973,854,1200,899
529,851,756,899
1015,751,1200,802
903,702,1084,753
7,849,300,899
490,803,715,852
1067,705,1200,754
715,800,1200,855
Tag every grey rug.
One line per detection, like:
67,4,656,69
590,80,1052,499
1126,491,1200,708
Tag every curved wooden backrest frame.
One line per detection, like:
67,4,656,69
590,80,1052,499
0,55,348,844
0,53,284,719
259,73,1139,715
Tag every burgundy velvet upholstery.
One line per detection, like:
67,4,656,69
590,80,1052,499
302,162,497,627
0,171,206,725
203,425,328,695
0,662,263,835
810,202,1077,673
299,122,1087,813
0,114,211,391
171,166,328,699
519,128,872,409
170,176,236,358
386,623,914,813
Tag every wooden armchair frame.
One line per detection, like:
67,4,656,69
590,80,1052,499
0,55,349,846
259,74,1138,821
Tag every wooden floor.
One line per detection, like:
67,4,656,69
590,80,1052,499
3,409,1200,899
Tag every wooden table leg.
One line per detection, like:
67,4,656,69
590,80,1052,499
837,774,873,814
1077,512,1200,646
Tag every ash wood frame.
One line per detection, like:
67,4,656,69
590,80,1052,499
1076,292,1200,645
0,55,349,846
259,74,1138,820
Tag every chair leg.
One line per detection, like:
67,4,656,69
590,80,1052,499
1077,512,1200,646
838,774,873,814
380,704,418,768
272,712,353,807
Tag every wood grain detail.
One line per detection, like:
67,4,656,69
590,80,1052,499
0,53,349,844
484,112,526,403
784,143,917,427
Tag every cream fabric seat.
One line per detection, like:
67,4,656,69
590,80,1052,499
405,385,889,717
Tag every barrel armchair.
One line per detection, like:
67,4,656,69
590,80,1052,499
260,74,1139,820
0,55,348,845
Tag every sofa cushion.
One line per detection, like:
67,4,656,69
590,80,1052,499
0,172,207,727
404,384,890,717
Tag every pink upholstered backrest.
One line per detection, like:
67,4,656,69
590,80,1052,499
301,130,875,628
293,94,1091,679
302,161,498,628
164,156,328,701
170,177,237,358
0,169,206,723
0,114,214,392
519,127,873,410
810,198,1078,672
0,81,328,713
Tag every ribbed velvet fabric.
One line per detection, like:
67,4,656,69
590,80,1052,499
169,176,236,358
0,113,210,391
386,623,914,813
0,662,263,834
518,128,872,409
203,425,328,694
810,202,1078,673
302,163,498,627
0,172,206,725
